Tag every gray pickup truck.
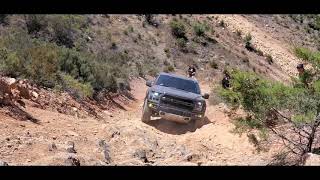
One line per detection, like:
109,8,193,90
141,72,209,124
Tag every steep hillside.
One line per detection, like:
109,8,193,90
0,14,318,166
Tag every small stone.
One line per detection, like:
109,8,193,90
52,136,57,140
49,143,57,151
26,141,32,146
65,154,80,166
111,131,120,138
185,154,194,161
66,131,79,137
31,91,39,99
0,160,9,166
66,141,76,153
20,124,26,127
133,149,149,163
27,159,31,162
5,137,10,141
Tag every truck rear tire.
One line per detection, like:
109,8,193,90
141,99,152,123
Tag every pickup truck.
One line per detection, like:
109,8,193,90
141,72,209,124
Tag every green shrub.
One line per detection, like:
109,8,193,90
294,47,320,69
170,19,186,38
193,23,209,36
236,29,242,37
256,49,264,56
26,43,60,87
218,69,319,130
61,74,94,99
58,48,94,83
25,15,48,36
128,26,134,33
51,17,75,48
232,117,264,134
266,54,273,64
176,38,187,48
244,33,252,43
0,14,9,25
210,60,218,69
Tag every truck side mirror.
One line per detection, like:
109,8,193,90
146,80,153,87
203,93,209,99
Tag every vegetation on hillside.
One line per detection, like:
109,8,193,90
218,60,320,164
0,15,162,100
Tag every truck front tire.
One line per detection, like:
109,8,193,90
141,99,152,123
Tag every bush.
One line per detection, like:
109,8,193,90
163,65,175,73
58,48,94,83
236,29,242,37
193,23,209,36
128,26,134,33
294,47,320,69
256,49,264,56
51,17,75,48
218,69,299,120
25,15,48,36
170,19,186,39
61,74,93,99
244,33,252,43
0,14,9,25
26,43,60,87
176,38,187,48
210,60,218,69
266,54,273,64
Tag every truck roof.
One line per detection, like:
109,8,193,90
159,72,198,83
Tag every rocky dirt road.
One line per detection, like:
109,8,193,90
0,77,278,166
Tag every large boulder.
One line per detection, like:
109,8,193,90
0,77,17,95
0,160,9,166
303,153,320,166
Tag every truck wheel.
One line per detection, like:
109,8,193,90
141,99,152,123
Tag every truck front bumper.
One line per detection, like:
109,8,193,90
147,100,204,124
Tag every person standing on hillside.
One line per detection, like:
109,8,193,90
296,63,313,88
222,70,231,89
187,64,196,78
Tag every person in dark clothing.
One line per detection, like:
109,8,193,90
296,63,313,88
222,71,231,89
187,65,196,78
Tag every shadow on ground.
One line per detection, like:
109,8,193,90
147,116,213,135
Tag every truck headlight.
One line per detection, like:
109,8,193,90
195,101,203,111
149,91,161,101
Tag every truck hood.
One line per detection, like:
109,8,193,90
150,85,203,101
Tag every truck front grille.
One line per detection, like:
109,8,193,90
160,95,194,111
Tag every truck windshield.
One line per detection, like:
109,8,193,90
155,74,200,94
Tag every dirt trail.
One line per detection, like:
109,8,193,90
0,77,277,165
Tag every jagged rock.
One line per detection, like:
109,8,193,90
31,91,39,99
303,153,320,166
133,149,149,163
49,143,57,151
65,154,80,166
66,141,77,153
111,131,120,138
0,160,9,166
16,82,31,99
103,111,113,117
